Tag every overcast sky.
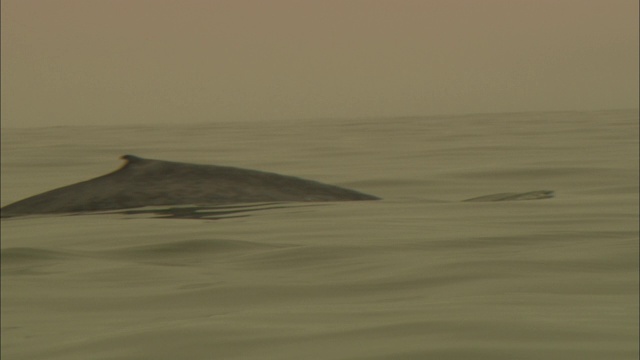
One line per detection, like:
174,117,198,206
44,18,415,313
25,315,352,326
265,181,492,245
2,0,638,127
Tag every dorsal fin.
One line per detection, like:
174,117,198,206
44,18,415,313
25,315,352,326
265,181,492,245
121,154,147,163
119,155,146,169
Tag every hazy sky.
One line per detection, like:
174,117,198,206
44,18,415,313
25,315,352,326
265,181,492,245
2,0,638,127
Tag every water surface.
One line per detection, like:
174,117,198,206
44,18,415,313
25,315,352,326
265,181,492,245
2,110,638,359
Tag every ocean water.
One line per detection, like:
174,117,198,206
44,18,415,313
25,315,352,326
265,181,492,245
1,110,638,360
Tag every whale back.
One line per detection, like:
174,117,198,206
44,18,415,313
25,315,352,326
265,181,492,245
1,155,380,218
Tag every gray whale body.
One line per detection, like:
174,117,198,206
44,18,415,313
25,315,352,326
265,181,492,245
1,155,554,219
1,155,379,218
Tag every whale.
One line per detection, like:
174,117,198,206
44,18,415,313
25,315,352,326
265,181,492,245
1,155,554,219
0,155,380,219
